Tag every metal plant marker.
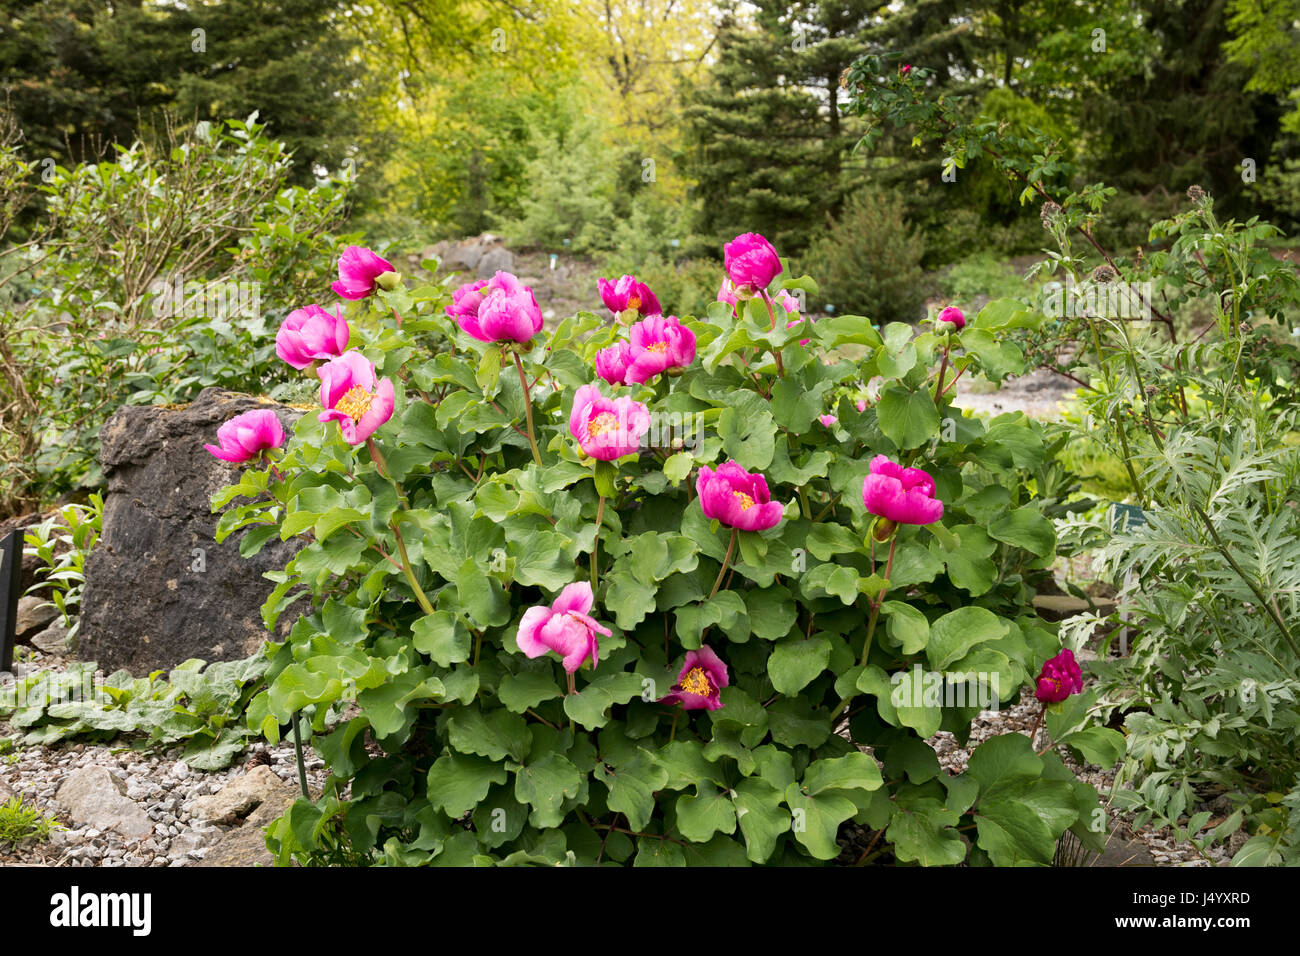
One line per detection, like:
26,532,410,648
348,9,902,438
0,529,21,673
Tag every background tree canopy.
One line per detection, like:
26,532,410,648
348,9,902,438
4,0,1300,307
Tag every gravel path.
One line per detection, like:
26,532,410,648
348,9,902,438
1,647,329,867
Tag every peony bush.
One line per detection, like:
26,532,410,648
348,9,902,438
211,236,1121,866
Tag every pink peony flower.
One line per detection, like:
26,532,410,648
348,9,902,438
900,63,913,75
446,279,488,327
317,350,396,445
1035,649,1083,703
717,277,740,309
819,414,838,427
723,232,782,294
276,304,350,369
697,460,784,532
515,581,611,673
659,645,729,711
568,384,650,461
204,409,285,464
332,245,398,300
625,315,696,384
595,341,634,387
448,271,543,344
937,306,966,331
856,399,869,413
598,275,660,318
861,455,944,526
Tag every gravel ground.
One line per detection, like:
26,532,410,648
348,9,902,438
1,647,329,868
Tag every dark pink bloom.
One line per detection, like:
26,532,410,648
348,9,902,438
625,315,696,384
332,245,398,300
660,645,729,711
568,384,650,461
819,414,838,427
204,409,285,464
723,232,782,294
697,460,784,532
856,399,869,413
317,350,396,445
1035,649,1083,703
937,306,966,331
861,455,944,525
598,275,660,317
595,341,633,386
449,271,543,344
900,63,913,75
515,582,611,673
276,304,350,369
446,279,489,327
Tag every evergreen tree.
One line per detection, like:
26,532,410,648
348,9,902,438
0,0,363,183
681,1,876,257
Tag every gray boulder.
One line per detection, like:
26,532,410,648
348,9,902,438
55,766,154,841
475,245,514,278
78,388,305,675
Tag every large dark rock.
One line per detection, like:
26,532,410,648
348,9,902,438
79,388,304,675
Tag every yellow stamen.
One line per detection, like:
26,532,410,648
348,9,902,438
679,666,712,697
628,295,641,311
733,491,756,510
335,385,374,421
647,341,668,355
588,412,619,438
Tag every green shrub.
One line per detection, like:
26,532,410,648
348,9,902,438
212,245,1116,868
802,186,929,324
0,113,358,513
850,55,1300,864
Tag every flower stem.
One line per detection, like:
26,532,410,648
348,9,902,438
291,712,310,800
830,535,898,721
1028,705,1047,752
390,517,434,615
933,344,950,407
709,528,739,599
760,291,786,378
668,709,680,743
591,495,606,590
512,350,544,467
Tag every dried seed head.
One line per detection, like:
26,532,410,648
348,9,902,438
1090,264,1118,284
1187,184,1206,202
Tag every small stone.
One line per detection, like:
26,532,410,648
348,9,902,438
29,618,71,655
14,596,58,642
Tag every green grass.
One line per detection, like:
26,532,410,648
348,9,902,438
0,795,59,847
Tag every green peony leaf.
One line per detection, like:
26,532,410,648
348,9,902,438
876,383,940,449
427,753,508,818
447,705,533,763
767,633,832,695
926,606,1010,670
